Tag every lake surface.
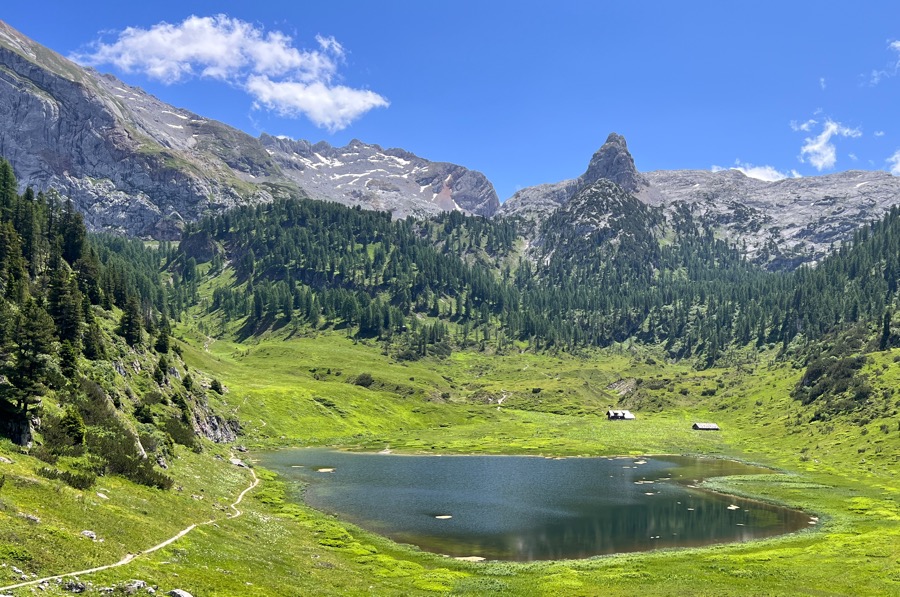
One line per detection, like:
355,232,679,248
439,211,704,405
256,449,813,561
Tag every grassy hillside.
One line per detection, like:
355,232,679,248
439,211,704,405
3,325,898,595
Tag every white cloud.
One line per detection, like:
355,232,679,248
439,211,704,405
888,150,900,176
819,77,826,90
246,76,389,133
711,160,800,182
875,130,886,137
71,15,387,131
790,118,817,132
869,40,900,85
797,119,861,171
849,153,858,161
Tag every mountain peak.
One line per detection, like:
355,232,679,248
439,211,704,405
578,132,648,194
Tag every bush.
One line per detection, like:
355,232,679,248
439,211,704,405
352,372,374,388
38,464,97,490
0,545,32,562
130,459,174,490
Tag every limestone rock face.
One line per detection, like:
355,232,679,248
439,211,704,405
578,132,649,194
499,131,900,270
639,168,900,269
0,20,497,238
260,135,499,218
498,132,647,226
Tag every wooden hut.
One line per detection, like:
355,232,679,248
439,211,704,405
692,422,720,431
606,409,635,420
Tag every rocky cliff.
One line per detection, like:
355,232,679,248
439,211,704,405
500,131,900,269
499,132,644,226
639,168,900,269
0,20,498,237
260,135,499,219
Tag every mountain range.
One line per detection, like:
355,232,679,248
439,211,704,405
1,19,899,269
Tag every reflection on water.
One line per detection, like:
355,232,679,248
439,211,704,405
256,450,812,561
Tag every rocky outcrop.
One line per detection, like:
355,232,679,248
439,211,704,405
499,132,645,225
500,131,900,270
578,132,649,194
640,168,900,269
0,412,33,447
190,397,240,443
260,135,499,218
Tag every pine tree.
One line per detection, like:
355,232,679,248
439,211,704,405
47,265,83,347
155,316,172,353
117,296,143,346
58,198,86,264
0,300,56,414
880,311,892,350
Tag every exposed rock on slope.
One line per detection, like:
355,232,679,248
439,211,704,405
499,132,645,225
640,169,900,269
500,131,900,270
0,20,497,236
260,135,499,218
0,20,280,238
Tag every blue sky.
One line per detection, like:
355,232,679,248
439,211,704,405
4,2,900,199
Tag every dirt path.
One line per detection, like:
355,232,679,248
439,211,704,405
0,462,259,593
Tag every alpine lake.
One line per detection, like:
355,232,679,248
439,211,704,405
255,449,814,561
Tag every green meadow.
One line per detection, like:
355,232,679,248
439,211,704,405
2,329,899,595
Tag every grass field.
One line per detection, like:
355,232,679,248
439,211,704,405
1,329,899,595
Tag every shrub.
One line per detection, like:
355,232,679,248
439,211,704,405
130,459,174,490
0,545,32,562
38,463,97,490
352,372,374,388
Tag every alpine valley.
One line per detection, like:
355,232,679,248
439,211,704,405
0,18,899,597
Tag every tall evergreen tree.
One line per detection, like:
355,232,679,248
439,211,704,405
117,296,143,347
0,299,56,414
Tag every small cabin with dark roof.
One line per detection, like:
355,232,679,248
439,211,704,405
692,422,720,431
606,409,635,420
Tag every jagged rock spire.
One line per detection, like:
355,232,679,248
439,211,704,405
578,132,648,194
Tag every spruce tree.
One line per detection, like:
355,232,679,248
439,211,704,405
0,300,55,414
47,265,83,347
117,296,143,347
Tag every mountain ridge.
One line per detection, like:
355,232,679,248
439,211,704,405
2,18,899,270
500,131,900,270
0,20,498,238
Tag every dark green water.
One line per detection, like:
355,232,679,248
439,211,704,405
256,449,813,561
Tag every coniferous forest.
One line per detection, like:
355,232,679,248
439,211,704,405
0,159,227,490
177,182,899,379
3,148,899,475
